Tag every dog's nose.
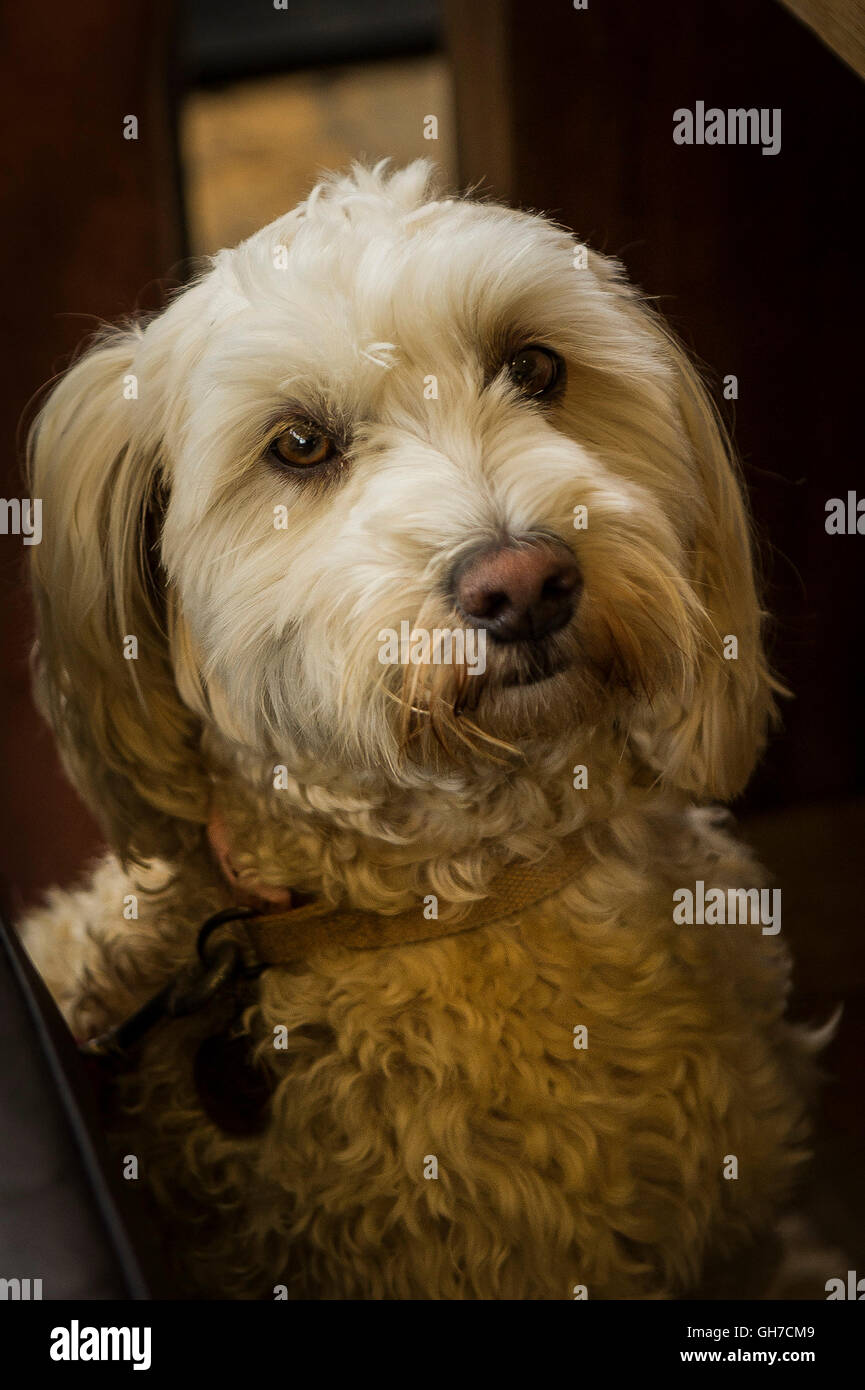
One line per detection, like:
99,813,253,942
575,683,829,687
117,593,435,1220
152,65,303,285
453,538,581,642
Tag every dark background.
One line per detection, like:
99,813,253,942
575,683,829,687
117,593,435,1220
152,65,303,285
1,0,862,1267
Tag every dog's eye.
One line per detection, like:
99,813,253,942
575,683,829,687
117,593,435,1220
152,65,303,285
269,421,336,470
507,346,561,399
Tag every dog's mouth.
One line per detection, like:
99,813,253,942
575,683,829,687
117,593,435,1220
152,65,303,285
390,602,585,761
498,643,572,688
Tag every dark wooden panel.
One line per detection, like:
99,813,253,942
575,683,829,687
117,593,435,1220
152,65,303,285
0,2,183,911
445,0,865,811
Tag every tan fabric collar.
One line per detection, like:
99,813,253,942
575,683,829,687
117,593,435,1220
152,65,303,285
208,813,587,964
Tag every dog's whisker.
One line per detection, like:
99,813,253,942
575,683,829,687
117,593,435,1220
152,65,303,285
200,534,265,570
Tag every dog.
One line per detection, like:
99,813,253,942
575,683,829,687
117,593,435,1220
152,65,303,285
20,160,817,1299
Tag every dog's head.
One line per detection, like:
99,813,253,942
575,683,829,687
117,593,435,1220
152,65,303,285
28,161,774,859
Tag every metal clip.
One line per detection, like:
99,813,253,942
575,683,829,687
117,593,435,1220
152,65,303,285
79,907,265,1061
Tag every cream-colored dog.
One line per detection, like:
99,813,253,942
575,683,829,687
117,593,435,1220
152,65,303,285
21,161,815,1299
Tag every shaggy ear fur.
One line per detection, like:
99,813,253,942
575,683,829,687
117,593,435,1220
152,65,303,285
27,327,207,862
649,327,778,800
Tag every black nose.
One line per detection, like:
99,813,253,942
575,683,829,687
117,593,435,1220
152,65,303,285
453,538,581,642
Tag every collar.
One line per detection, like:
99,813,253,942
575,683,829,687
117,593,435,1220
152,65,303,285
78,819,589,1066
207,811,587,964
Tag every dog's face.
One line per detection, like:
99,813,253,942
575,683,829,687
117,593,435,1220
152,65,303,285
29,162,773,856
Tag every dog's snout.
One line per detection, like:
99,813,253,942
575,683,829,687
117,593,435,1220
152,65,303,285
453,538,581,642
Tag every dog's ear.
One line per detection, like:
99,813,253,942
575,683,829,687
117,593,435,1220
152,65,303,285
27,327,207,863
644,330,779,801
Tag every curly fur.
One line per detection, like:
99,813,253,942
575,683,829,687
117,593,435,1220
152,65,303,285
21,161,816,1298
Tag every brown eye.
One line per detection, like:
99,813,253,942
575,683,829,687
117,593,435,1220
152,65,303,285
508,346,561,398
270,421,336,470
